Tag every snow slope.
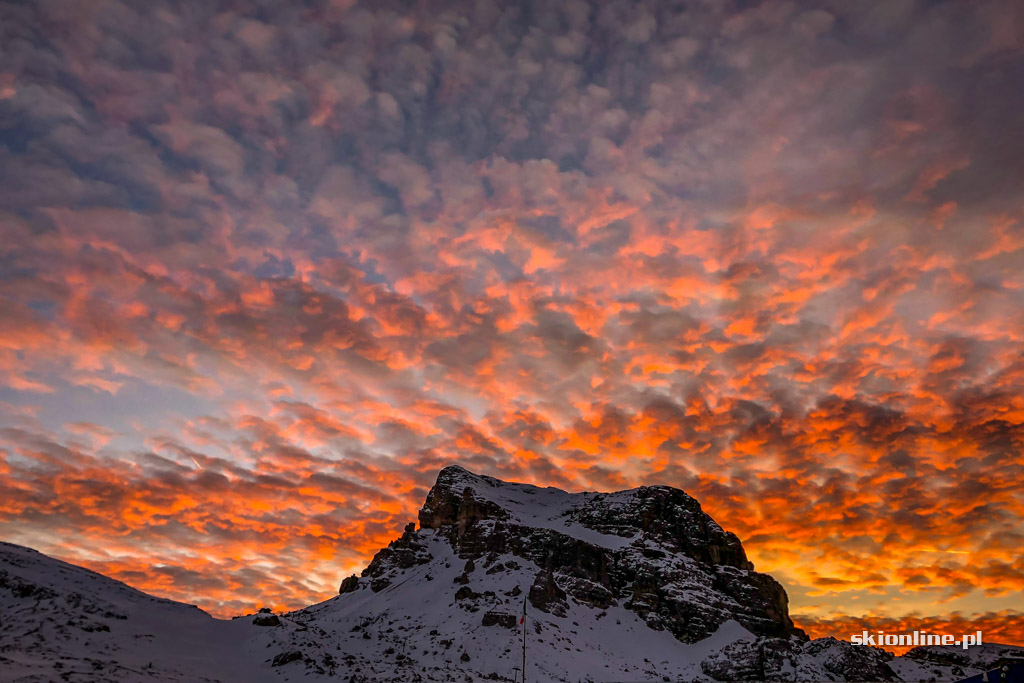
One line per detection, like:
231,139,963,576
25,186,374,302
421,467,645,550
0,541,272,682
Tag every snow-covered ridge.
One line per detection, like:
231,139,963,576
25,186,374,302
420,465,743,561
0,541,200,614
0,541,272,682
421,464,647,549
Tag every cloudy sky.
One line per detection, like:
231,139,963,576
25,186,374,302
1,0,1022,646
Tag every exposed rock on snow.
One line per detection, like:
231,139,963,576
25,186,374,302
339,574,359,594
890,642,1024,682
253,609,282,627
700,635,898,682
414,465,803,643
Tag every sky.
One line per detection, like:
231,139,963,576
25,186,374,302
0,0,1022,649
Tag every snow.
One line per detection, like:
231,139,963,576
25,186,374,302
3,469,1023,682
438,465,640,550
0,541,275,682
0,534,754,682
258,529,757,681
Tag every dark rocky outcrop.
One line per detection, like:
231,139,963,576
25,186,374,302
253,614,281,626
361,521,433,592
419,472,509,533
454,586,478,601
801,637,897,681
481,611,518,629
253,610,281,626
902,643,1024,673
415,465,804,643
556,567,615,608
271,650,304,667
338,575,359,594
572,485,753,570
700,636,897,682
527,568,567,617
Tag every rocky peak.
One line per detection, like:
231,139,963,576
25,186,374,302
398,465,805,643
418,466,751,570
570,484,753,570
418,465,509,533
360,521,433,592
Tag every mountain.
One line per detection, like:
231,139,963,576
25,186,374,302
2,465,1021,682
0,540,273,682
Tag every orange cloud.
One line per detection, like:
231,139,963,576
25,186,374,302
0,0,1022,646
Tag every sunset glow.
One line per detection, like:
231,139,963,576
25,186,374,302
1,0,1022,650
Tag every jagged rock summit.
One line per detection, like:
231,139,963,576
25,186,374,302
369,464,803,645
3,466,1023,682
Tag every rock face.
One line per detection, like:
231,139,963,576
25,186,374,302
527,568,568,616
253,613,281,626
891,642,1024,682
412,464,804,643
701,636,897,682
361,521,432,592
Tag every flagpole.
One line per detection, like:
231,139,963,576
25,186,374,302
522,594,527,683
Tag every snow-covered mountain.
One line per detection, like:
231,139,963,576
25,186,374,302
0,540,272,682
2,465,1021,682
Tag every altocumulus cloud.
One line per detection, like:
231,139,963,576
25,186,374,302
0,0,1022,639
